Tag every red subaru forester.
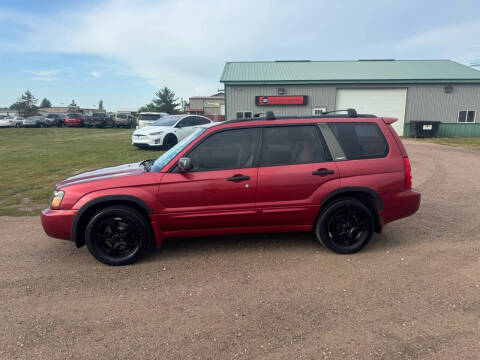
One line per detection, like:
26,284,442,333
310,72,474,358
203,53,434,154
41,110,420,266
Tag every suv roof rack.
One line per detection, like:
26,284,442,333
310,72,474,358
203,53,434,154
225,108,376,124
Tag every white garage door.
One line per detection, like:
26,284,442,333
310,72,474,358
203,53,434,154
336,88,407,135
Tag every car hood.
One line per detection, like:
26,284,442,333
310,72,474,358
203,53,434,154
133,126,170,135
56,162,146,188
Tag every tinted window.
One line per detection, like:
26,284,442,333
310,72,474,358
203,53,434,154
261,126,326,166
177,117,194,127
192,116,211,125
188,128,259,171
47,114,57,118
151,117,177,126
117,114,127,118
67,113,79,117
328,122,388,160
93,113,104,118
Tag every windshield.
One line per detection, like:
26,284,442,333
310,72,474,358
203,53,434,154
47,114,57,118
116,114,127,118
151,128,206,172
93,113,104,118
68,113,79,117
151,117,177,127
139,114,161,121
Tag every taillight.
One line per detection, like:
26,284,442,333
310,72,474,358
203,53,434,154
404,157,412,189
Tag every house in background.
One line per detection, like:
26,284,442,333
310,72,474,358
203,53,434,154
220,59,480,136
187,92,225,121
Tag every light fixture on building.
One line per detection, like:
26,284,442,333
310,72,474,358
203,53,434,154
277,88,286,95
444,85,453,94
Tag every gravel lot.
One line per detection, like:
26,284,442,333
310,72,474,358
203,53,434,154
1,139,479,359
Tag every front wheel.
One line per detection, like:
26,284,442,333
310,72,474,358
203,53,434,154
315,198,374,254
85,206,152,266
163,134,177,150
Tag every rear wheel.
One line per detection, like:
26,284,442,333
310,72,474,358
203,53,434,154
315,198,374,254
15,123,20,128
163,134,177,150
85,206,152,266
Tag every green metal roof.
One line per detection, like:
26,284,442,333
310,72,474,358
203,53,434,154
220,60,480,84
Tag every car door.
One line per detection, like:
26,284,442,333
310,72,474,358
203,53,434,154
158,127,260,231
173,116,197,141
256,125,340,226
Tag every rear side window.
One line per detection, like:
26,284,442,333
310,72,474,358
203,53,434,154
261,125,327,166
188,128,259,171
328,122,388,160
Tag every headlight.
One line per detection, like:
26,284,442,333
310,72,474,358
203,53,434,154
51,190,65,208
150,131,163,136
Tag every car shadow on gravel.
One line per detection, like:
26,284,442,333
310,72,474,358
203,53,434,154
140,231,387,264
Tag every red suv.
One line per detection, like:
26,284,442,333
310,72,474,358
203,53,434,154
65,113,85,127
41,110,420,265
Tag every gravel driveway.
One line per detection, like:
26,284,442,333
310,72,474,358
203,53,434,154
1,139,479,359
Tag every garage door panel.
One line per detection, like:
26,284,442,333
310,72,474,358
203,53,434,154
336,89,407,135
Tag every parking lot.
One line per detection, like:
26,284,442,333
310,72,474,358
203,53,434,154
0,139,479,359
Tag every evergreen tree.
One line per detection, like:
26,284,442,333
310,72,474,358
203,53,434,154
10,90,38,117
40,98,52,108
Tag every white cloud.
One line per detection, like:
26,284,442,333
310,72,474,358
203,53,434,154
24,69,62,81
91,71,101,78
398,23,480,64
3,0,328,97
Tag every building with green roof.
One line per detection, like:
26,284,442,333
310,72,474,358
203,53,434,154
220,60,480,136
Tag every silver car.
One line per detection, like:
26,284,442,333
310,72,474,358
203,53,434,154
23,115,47,128
0,116,24,128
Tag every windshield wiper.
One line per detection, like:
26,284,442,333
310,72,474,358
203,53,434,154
139,159,155,172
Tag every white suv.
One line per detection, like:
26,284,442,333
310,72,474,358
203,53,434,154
137,112,169,128
132,115,213,149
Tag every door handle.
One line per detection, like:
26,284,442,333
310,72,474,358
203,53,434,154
227,175,250,182
312,169,335,176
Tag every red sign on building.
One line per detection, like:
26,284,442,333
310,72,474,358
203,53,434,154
255,95,308,106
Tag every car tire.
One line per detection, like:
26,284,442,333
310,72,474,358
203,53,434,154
163,134,178,150
15,123,20,128
85,205,152,266
315,198,374,254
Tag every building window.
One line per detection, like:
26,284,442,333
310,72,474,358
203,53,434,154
458,110,476,123
236,111,252,119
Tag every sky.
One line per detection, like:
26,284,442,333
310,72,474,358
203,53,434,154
1,0,480,111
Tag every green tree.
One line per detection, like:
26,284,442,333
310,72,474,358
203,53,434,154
10,90,38,117
40,98,52,108
98,100,104,110
138,102,156,113
144,87,180,114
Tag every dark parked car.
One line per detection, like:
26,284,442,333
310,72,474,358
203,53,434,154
85,113,114,128
46,113,66,127
41,109,420,266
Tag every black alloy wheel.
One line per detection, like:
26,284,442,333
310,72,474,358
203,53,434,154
85,206,152,266
163,134,178,150
315,198,374,254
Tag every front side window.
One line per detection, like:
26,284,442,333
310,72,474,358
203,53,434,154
458,110,476,123
151,128,207,172
328,122,388,160
260,125,327,166
188,128,259,171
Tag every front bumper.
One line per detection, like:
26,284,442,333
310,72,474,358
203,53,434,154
132,135,163,148
41,208,77,241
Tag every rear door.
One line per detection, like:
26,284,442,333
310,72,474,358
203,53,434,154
256,125,340,226
159,127,260,231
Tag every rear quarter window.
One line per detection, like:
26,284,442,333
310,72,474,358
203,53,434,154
328,122,389,160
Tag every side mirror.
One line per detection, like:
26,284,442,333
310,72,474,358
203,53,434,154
178,157,192,172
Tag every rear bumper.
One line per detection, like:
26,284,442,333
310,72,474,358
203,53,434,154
383,189,421,224
41,208,77,241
